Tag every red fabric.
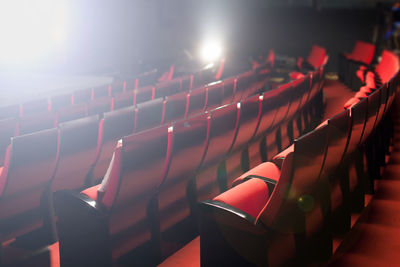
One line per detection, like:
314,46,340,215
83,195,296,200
267,49,275,68
215,58,225,80
272,144,294,168
355,91,368,99
82,184,101,201
297,57,304,70
290,72,305,80
344,97,360,109
356,69,365,83
0,146,11,197
307,45,326,69
359,86,373,94
214,178,270,218
350,41,375,64
158,236,200,267
232,162,281,187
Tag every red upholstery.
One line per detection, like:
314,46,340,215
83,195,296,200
215,58,225,80
21,98,49,116
348,41,375,64
365,72,376,88
158,236,200,267
56,103,87,124
51,116,99,193
234,70,254,101
134,86,154,105
113,90,134,110
154,79,181,99
272,144,294,169
109,81,124,96
0,128,58,242
18,111,56,135
81,184,101,202
72,88,92,104
162,92,188,124
307,45,326,69
221,76,237,105
344,97,360,109
205,81,224,111
158,114,209,232
355,91,368,99
0,118,17,165
345,98,368,153
290,71,305,80
253,89,281,137
186,87,207,118
232,161,281,187
134,98,163,133
376,50,400,84
359,85,373,94
214,178,270,218
97,125,172,259
91,106,135,183
361,89,381,144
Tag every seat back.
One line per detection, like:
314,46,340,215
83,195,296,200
51,115,99,192
0,118,17,165
307,45,326,69
97,125,171,256
162,92,188,124
271,82,293,128
50,94,72,111
134,98,163,133
113,90,134,110
72,88,92,104
135,69,158,88
158,114,209,232
86,96,113,117
346,98,368,155
154,80,181,99
56,104,87,124
205,81,224,111
18,111,56,135
376,50,400,84
21,98,49,116
180,75,192,92
91,106,135,183
134,86,154,105
361,89,381,143
186,87,207,118
234,70,255,101
221,77,237,105
0,128,58,234
230,94,262,152
286,78,305,119
0,104,20,120
92,85,110,99
254,89,282,137
375,85,389,129
350,41,375,64
109,81,124,96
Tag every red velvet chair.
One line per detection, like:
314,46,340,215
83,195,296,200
50,93,72,111
162,92,188,124
113,90,134,110
205,81,224,111
86,96,113,117
185,87,207,118
221,76,236,105
18,111,56,135
134,98,163,133
56,103,87,124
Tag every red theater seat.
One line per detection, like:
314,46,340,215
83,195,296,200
56,103,87,124
109,81,124,96
157,114,209,235
162,92,188,124
51,115,99,193
134,98,163,133
234,70,255,101
86,96,113,117
221,76,236,105
55,125,172,266
307,45,327,69
72,88,92,104
113,90,135,110
18,111,56,135
344,97,360,109
205,81,223,111
134,86,154,105
348,41,375,64
154,80,181,99
91,106,135,183
0,128,58,243
185,87,207,118
361,89,381,144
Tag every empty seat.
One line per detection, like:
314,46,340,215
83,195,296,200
186,87,207,118
162,92,188,124
180,75,193,92
134,86,154,105
307,45,327,69
154,80,181,99
92,85,110,99
0,118,17,165
51,115,99,193
56,103,87,124
135,69,158,88
134,98,163,133
221,76,236,105
113,90,134,110
50,94,72,111
18,111,56,135
270,82,294,129
91,106,135,183
361,90,381,144
109,81,124,96
347,41,375,64
55,125,172,265
72,88,92,104
0,104,20,120
205,81,224,110
86,96,113,117
234,70,255,101
0,128,58,243
157,114,209,235
21,98,49,116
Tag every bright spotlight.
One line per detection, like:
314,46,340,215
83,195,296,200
200,40,223,63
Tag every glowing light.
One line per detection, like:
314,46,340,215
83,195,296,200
0,0,68,66
200,40,223,63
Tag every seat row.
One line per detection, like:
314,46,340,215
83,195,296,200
52,62,326,266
